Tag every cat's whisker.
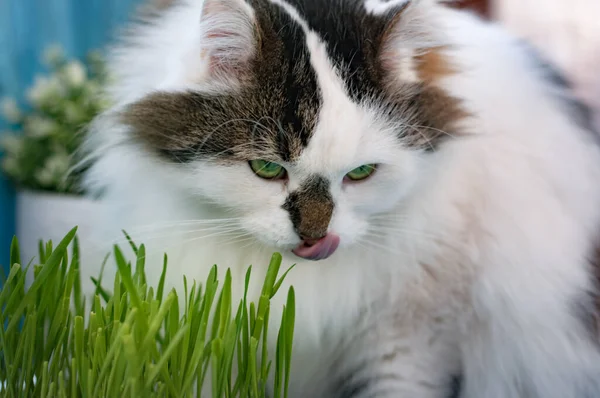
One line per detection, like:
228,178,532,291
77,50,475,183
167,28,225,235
368,215,412,222
191,118,276,159
368,213,412,221
388,118,458,140
141,124,208,150
217,236,257,250
368,225,466,253
405,123,457,139
136,228,244,263
202,140,268,161
124,218,242,234
238,239,259,250
213,232,255,247
360,236,415,259
369,219,438,236
365,230,426,242
94,228,250,271
363,235,422,264
367,226,443,240
372,224,450,238
176,229,249,248
146,118,274,165
128,219,242,230
405,126,437,151
376,119,459,151
107,224,243,249
122,221,241,238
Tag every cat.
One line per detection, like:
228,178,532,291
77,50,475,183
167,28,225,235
81,0,600,396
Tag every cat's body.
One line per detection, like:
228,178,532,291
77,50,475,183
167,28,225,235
83,0,600,396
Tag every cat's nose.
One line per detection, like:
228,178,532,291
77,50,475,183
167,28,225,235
293,233,340,261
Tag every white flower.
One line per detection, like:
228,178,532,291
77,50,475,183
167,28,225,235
1,98,22,123
1,156,19,177
84,81,102,96
63,61,87,87
26,75,65,107
35,153,70,187
43,44,65,67
49,152,70,171
64,102,83,123
0,133,23,155
25,116,56,138
26,76,49,105
34,167,54,186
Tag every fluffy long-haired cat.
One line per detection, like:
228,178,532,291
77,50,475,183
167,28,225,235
82,0,600,396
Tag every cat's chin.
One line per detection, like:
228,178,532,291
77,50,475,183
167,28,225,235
291,233,340,261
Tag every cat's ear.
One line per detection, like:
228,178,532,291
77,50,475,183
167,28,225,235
377,1,454,85
199,0,258,81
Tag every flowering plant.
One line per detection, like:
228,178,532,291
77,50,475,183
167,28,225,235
0,45,109,194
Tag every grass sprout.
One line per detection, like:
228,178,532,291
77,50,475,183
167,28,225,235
0,227,295,397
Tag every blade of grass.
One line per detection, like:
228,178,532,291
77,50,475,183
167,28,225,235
144,324,189,389
72,235,84,315
9,236,20,267
283,287,295,398
156,254,168,303
121,230,139,256
6,227,77,333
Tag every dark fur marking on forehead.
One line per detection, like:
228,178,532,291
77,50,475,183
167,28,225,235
282,175,334,239
288,0,404,102
262,3,321,160
285,0,466,150
122,0,321,163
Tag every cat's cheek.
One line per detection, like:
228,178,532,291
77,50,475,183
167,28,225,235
328,201,370,247
240,209,300,248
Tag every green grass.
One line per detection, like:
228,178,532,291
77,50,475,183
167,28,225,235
0,227,296,397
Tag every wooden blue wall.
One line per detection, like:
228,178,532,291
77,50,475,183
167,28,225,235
0,0,142,271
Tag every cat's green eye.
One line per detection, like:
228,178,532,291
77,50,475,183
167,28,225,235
345,164,377,181
249,159,286,179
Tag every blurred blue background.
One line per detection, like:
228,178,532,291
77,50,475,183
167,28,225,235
0,0,142,273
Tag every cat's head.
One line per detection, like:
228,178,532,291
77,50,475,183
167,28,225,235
119,0,467,260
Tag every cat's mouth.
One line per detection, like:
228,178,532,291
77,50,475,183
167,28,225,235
292,233,340,261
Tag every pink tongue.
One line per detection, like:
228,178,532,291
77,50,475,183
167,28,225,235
292,233,340,261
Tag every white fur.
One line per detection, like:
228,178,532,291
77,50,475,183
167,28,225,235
364,0,410,15
495,0,600,126
83,0,600,397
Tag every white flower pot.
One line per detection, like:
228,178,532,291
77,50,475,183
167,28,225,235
16,189,99,271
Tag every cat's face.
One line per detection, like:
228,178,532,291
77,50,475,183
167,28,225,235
121,0,465,260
